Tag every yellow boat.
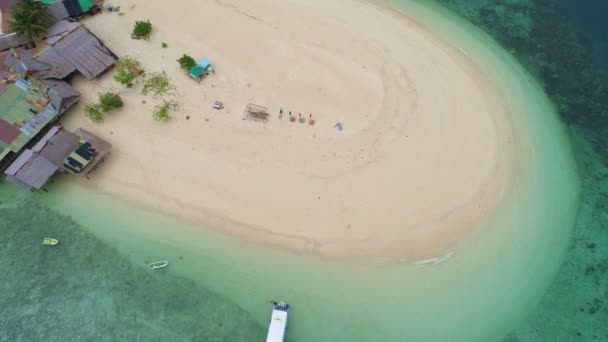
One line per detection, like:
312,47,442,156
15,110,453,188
42,238,59,246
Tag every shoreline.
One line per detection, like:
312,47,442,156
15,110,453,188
62,0,515,261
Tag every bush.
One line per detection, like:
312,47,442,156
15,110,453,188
153,103,171,123
116,56,141,73
133,20,152,37
161,42,168,48
177,54,196,70
142,73,174,96
152,101,178,123
114,56,142,86
99,92,123,112
113,69,136,86
84,103,103,123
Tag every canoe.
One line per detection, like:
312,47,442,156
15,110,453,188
42,238,59,246
149,261,168,269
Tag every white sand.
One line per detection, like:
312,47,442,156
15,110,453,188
64,0,515,262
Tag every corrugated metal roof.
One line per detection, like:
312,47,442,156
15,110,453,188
4,49,53,75
0,117,20,145
45,79,80,111
4,20,115,80
31,126,61,153
52,26,116,79
12,154,58,189
34,47,75,79
40,129,80,165
44,20,82,45
4,149,33,176
0,76,61,164
44,78,79,98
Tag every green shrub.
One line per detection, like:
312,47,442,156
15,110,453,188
99,92,123,112
142,73,174,96
113,69,136,86
133,20,152,37
114,56,142,86
116,56,141,73
152,101,178,123
177,54,196,70
84,103,103,123
161,42,168,48
153,103,171,123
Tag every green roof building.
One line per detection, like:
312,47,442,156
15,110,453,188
0,77,60,166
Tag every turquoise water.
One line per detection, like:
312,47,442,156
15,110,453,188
1,0,602,341
428,0,608,340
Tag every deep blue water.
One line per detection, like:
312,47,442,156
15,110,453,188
560,0,608,69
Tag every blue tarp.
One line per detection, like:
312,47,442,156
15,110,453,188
197,58,211,70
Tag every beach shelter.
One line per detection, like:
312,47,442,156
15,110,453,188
197,58,212,70
189,66,205,79
77,0,95,12
188,58,212,79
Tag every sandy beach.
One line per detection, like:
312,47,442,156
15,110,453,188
62,0,515,261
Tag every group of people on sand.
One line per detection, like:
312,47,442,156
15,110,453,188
278,109,315,126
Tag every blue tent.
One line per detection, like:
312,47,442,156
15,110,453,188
197,58,212,70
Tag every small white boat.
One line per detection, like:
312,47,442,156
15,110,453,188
149,261,168,269
266,301,290,342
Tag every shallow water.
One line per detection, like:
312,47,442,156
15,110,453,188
1,0,602,341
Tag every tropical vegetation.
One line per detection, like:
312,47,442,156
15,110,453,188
9,0,53,47
142,73,174,96
177,54,196,70
153,101,177,123
133,20,152,37
113,56,143,87
84,92,124,122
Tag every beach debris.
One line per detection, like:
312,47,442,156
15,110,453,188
212,100,224,110
279,108,283,119
186,115,190,120
243,103,269,122
334,122,343,131
103,2,121,12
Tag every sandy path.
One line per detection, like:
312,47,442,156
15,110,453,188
63,0,514,262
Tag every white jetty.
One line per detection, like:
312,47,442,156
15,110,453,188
266,302,290,342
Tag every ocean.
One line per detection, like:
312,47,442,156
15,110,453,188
1,0,606,341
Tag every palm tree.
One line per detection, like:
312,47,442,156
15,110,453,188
9,0,53,48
